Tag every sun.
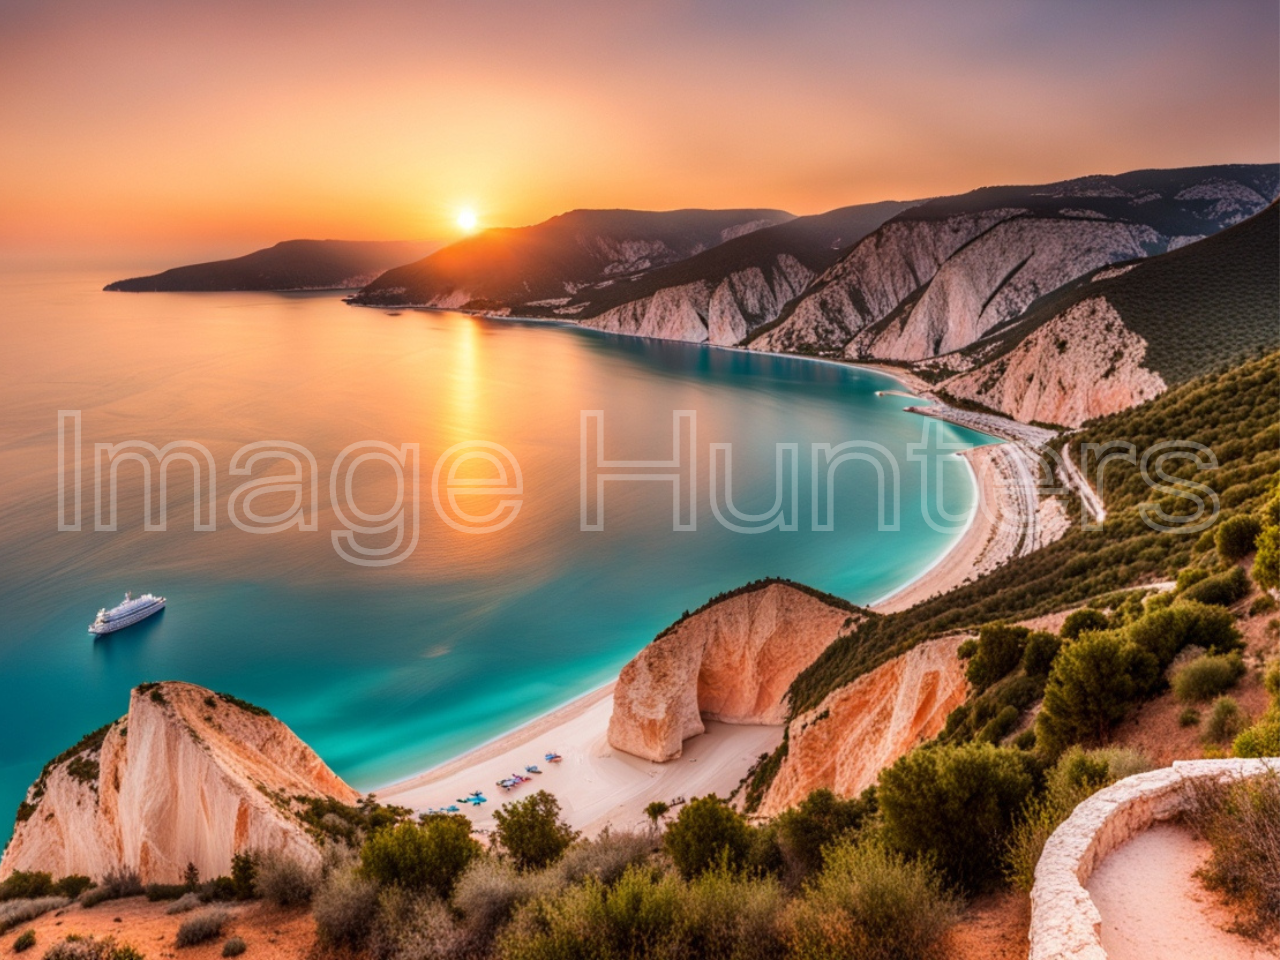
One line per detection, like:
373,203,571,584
457,208,478,233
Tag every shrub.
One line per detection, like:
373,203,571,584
453,858,556,943
361,815,481,898
1004,747,1150,892
0,873,52,902
1125,600,1241,669
1173,653,1246,703
1181,566,1250,607
1176,567,1211,593
0,899,68,935
1250,594,1278,617
1037,631,1159,754
1022,631,1062,677
772,788,875,884
786,838,959,960
1234,721,1280,757
1204,696,1247,744
221,937,246,958
555,830,653,887
79,869,141,908
13,930,36,953
977,705,1021,744
41,936,143,960
1216,514,1263,563
1180,707,1202,728
878,743,1037,893
492,792,578,873
1184,772,1280,938
145,884,189,901
252,850,318,907
1061,608,1109,640
1254,494,1280,592
312,867,379,948
964,623,1030,691
664,796,754,879
229,853,256,901
52,877,92,900
681,866,787,960
369,886,468,960
176,908,228,947
166,893,203,915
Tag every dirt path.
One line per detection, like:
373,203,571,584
1086,823,1276,960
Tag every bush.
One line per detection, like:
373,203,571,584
772,788,875,884
369,886,468,960
1254,494,1280,592
1022,631,1062,676
312,867,379,948
664,796,754,879
492,792,578,873
1184,772,1280,938
145,884,190,901
41,936,144,960
1181,566,1250,607
52,877,92,900
253,850,318,907
1037,631,1159,754
166,893,203,915
786,838,959,960
1234,721,1280,757
1173,653,1246,703
1216,514,1263,563
878,743,1037,893
0,873,52,902
1180,707,1202,728
681,866,787,960
79,869,141,908
1005,747,1150,892
1125,600,1241,669
1176,567,1211,593
1250,594,1278,617
176,908,229,947
0,899,68,935
1061,608,1109,640
230,854,257,901
965,623,1030,691
361,815,481,898
1204,696,1247,744
221,938,246,958
13,930,36,953
555,830,652,887
453,858,556,943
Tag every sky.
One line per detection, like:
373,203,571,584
1,0,1276,264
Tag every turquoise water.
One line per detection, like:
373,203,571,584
0,269,992,847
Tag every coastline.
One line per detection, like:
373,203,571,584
376,348,1051,830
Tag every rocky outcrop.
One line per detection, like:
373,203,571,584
1029,758,1280,960
583,256,813,345
1,682,358,884
607,583,861,762
940,297,1167,427
757,637,969,817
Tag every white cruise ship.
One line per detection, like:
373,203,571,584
88,591,166,636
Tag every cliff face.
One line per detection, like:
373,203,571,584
583,255,813,345
757,637,968,817
607,584,860,763
940,297,1167,428
1,683,358,883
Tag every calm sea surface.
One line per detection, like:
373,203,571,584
0,268,991,845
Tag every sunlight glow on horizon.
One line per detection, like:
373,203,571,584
457,209,479,233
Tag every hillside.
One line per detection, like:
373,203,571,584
745,164,1277,360
568,201,914,344
937,202,1279,425
349,208,792,309
105,239,439,292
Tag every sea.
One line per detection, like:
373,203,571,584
0,267,993,846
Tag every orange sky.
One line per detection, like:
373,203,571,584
1,0,1276,264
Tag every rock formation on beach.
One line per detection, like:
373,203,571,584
0,682,358,884
757,636,969,817
607,582,863,763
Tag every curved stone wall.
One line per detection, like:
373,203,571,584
1028,757,1280,960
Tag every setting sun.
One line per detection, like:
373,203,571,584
457,208,479,233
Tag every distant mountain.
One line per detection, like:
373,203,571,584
570,201,915,345
935,201,1279,426
105,239,440,292
747,164,1278,359
349,208,793,309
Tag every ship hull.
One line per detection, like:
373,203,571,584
88,600,165,635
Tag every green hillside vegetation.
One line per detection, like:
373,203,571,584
958,202,1279,385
